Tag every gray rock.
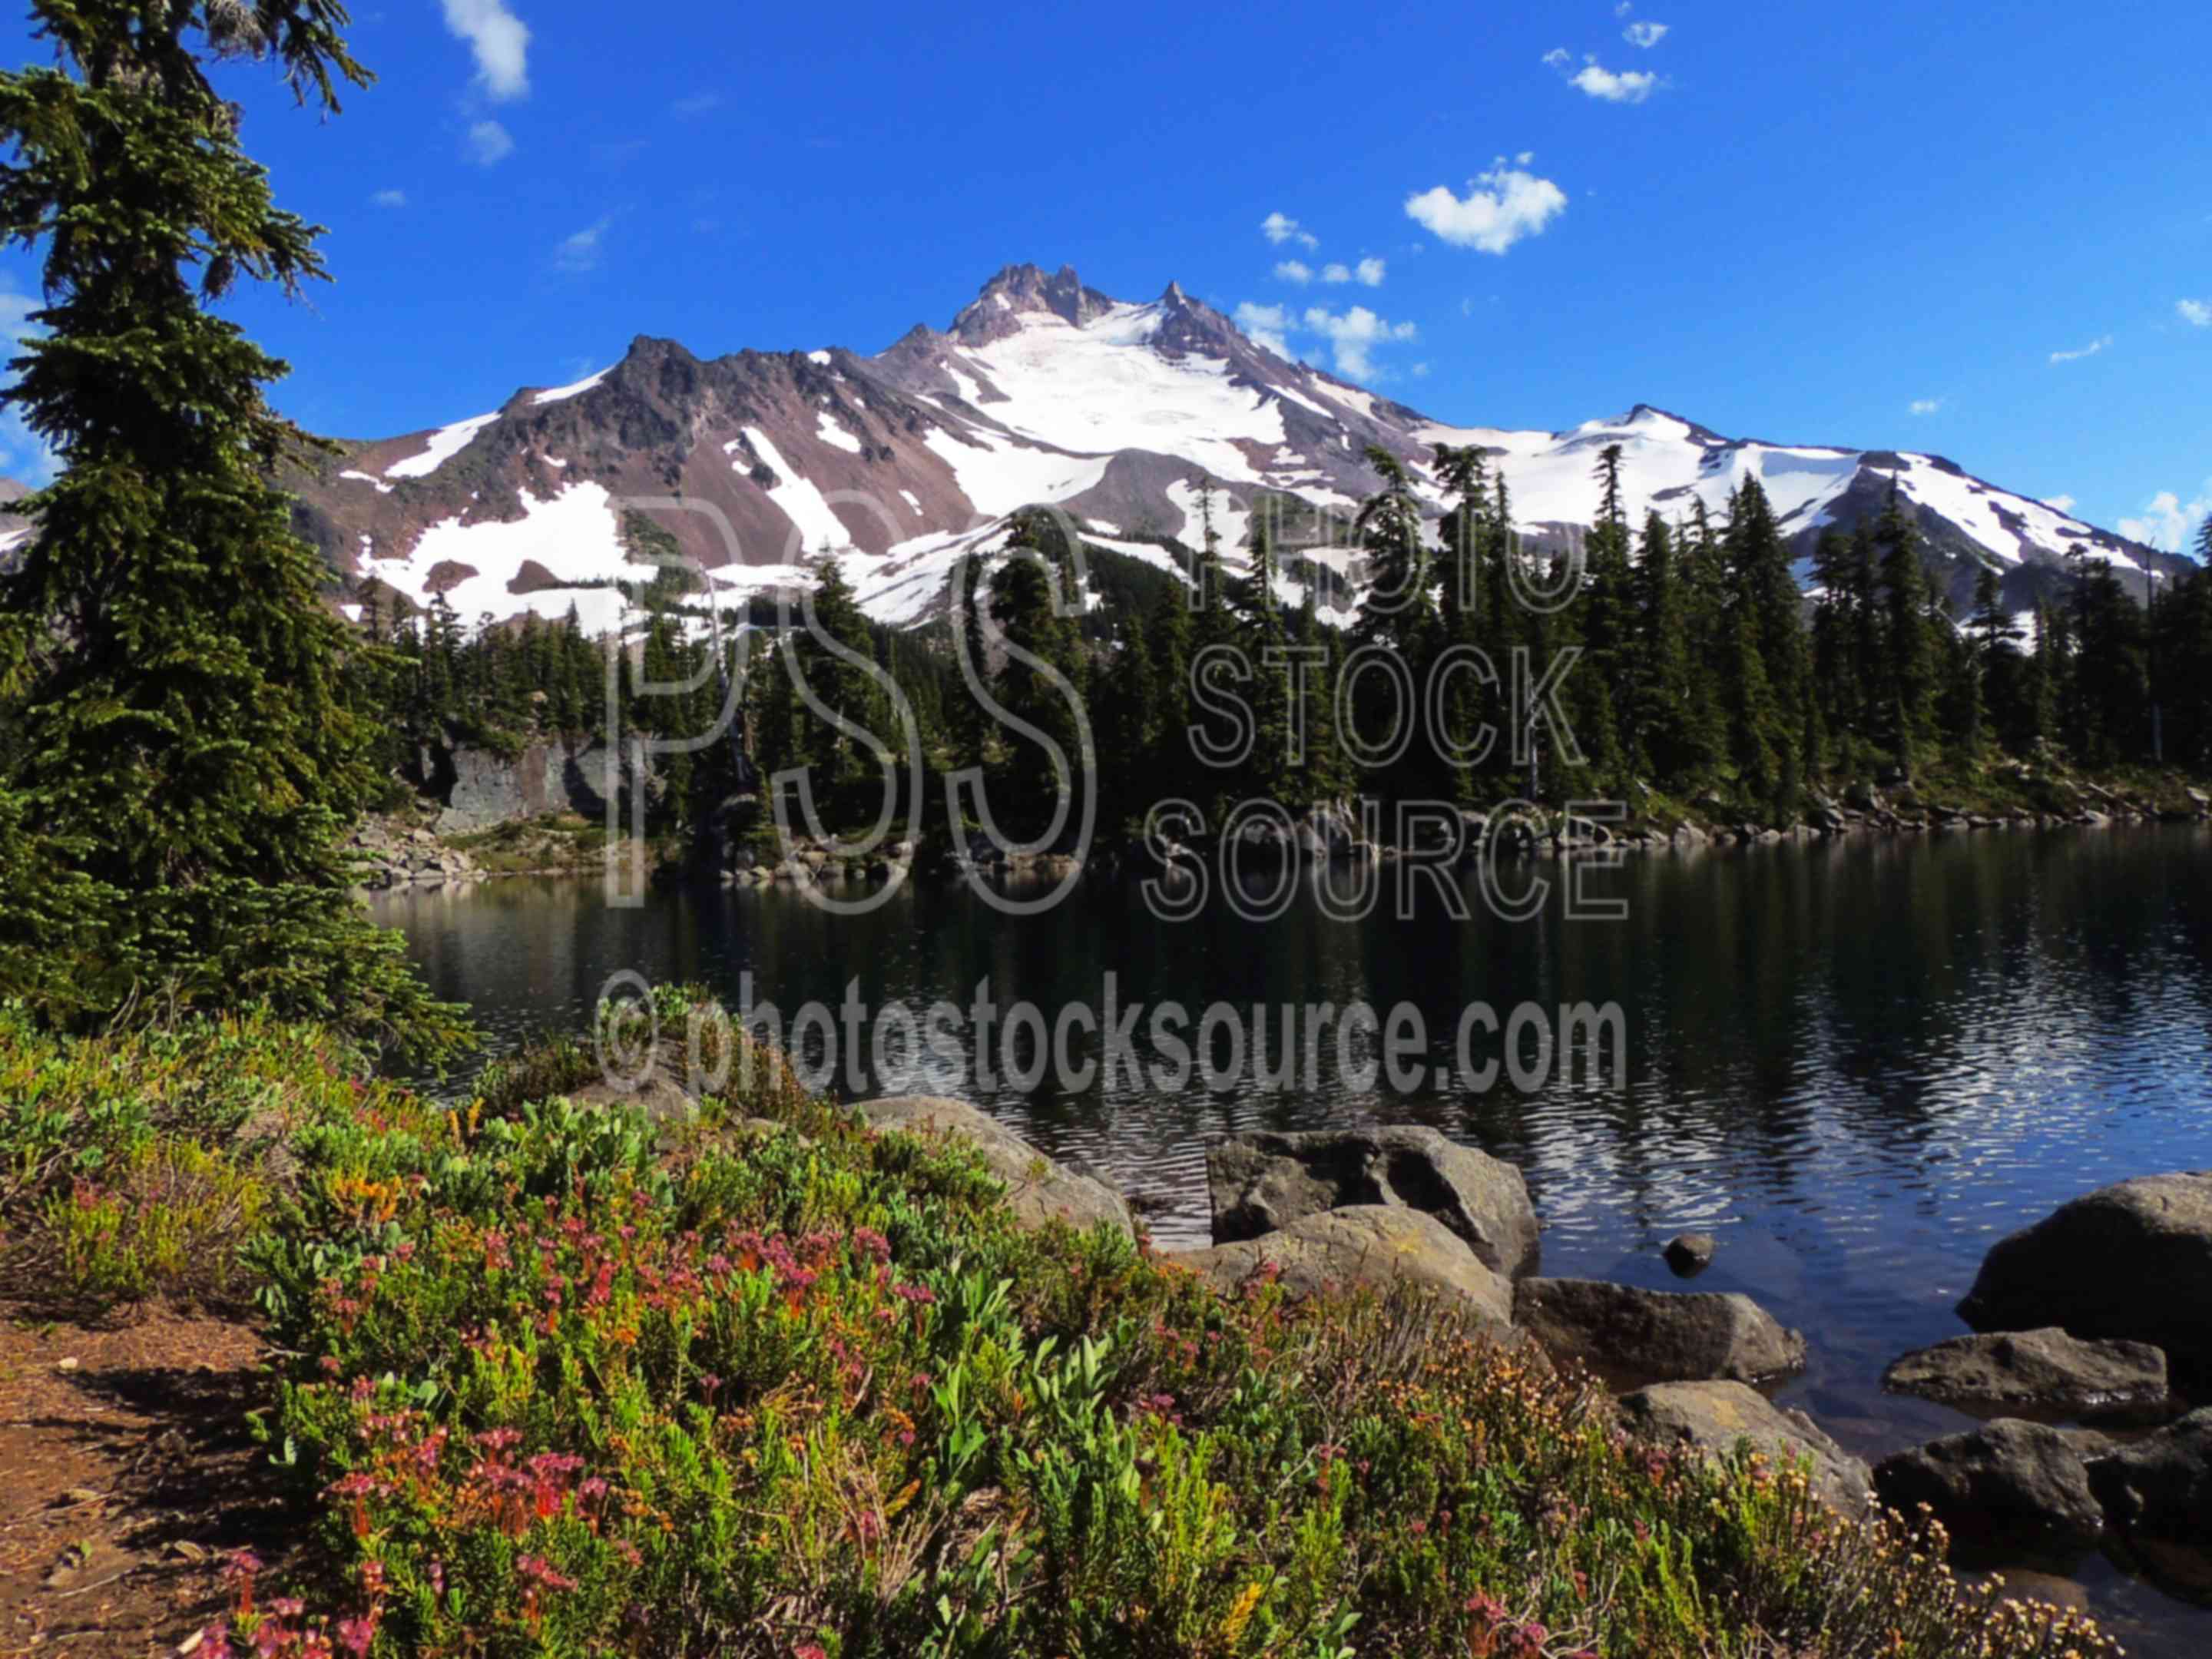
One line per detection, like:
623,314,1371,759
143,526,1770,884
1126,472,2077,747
430,739,644,834
1882,1329,2171,1422
859,1096,1131,1237
1617,1381,1873,1515
1663,1233,1717,1277
1206,1126,1538,1278
1171,1205,1512,1327
569,1071,697,1125
1513,1278,1805,1386
1958,1173,2212,1371
2085,1406,2212,1597
1873,1420,2108,1565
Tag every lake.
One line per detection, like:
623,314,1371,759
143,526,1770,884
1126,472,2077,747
373,822,2212,1651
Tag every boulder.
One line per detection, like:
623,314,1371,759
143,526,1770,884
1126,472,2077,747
1663,1233,1717,1277
1881,1329,2171,1423
2085,1406,2212,1597
1513,1278,1805,1386
1872,1420,2109,1565
859,1096,1131,1237
569,1071,698,1126
1616,1381,1873,1515
1206,1126,1539,1278
1957,1174,2212,1373
1171,1206,1514,1327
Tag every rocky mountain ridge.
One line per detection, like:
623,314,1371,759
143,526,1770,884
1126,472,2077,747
281,262,2180,633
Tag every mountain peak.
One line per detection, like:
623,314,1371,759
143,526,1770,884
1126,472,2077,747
950,262,1116,345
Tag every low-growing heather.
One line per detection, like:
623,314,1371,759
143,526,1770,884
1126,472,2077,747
2,1003,2123,1656
0,1005,431,1308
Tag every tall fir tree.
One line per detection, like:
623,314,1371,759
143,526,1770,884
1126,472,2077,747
1874,484,1939,769
0,0,460,1051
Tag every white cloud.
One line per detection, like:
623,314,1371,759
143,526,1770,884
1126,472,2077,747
555,216,612,274
370,188,408,208
2118,482,2212,551
1909,398,1942,416
1273,260,1313,284
2041,495,2078,515
1261,211,1319,250
1304,258,1386,286
2049,335,2111,364
1234,302,1293,358
1541,47,1571,68
2180,299,2212,328
1231,300,1416,379
1614,1,1634,14
466,119,514,166
1405,158,1568,255
1624,21,1669,46
1411,362,1431,378
1301,304,1416,379
440,0,530,101
1569,59,1659,102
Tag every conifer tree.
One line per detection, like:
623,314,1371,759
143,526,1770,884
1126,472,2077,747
1634,511,1703,780
1353,447,1432,645
986,518,1088,842
1722,480,1807,817
0,0,460,1050
1237,515,1296,803
1350,449,1435,798
1968,562,2025,754
1875,485,1939,768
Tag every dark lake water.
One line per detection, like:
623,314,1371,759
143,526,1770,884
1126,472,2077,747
373,823,2212,1652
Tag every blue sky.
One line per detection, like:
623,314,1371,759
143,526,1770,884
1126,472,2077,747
3,0,2208,548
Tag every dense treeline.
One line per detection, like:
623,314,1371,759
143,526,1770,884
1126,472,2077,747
363,449,2212,853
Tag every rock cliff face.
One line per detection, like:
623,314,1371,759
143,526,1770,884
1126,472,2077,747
401,738,650,833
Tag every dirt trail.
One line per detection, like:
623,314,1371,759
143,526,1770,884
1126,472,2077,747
0,1310,289,1656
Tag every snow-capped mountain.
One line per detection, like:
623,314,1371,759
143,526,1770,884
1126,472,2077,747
291,262,2171,633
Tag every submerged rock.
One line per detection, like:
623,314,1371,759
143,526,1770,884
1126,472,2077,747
1873,1420,2110,1565
1171,1205,1515,1327
859,1097,1131,1237
1617,1381,1873,1515
1958,1173,2212,1373
1514,1278,1805,1386
1882,1329,2171,1422
2085,1406,2212,1598
1206,1126,1539,1277
1662,1233,1717,1276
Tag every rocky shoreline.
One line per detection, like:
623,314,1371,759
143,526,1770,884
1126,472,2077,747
788,1094,2212,1611
707,774,2212,891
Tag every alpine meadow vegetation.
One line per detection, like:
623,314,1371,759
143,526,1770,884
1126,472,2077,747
0,993,2126,1658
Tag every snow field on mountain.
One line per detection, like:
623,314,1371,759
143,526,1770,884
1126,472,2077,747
919,425,1111,517
365,482,641,633
956,304,1284,485
385,412,500,479
740,428,857,556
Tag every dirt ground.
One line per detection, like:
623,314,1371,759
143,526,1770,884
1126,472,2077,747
0,1307,293,1657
